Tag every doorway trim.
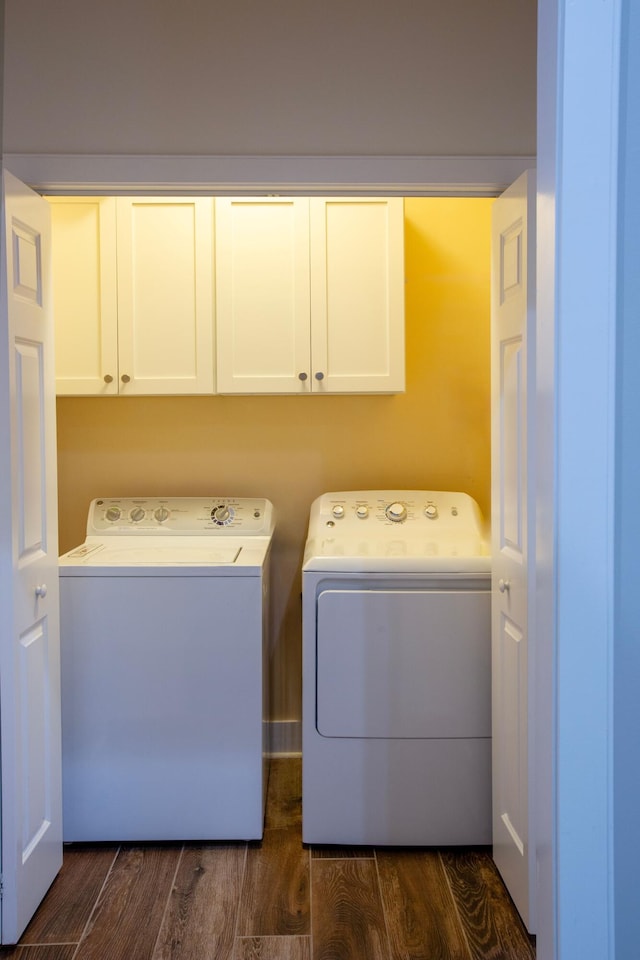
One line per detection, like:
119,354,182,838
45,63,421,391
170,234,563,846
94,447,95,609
3,154,535,197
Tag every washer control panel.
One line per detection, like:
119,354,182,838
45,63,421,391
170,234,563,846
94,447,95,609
313,490,484,536
87,497,274,535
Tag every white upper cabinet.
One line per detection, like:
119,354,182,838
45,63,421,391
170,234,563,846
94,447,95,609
51,195,404,397
216,197,405,394
215,198,311,393
49,198,119,395
50,198,215,395
116,199,214,395
309,198,405,393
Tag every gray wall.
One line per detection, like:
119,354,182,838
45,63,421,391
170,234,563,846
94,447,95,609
1,0,5,156
2,0,536,158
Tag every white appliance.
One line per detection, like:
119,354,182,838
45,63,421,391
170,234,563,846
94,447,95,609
59,496,274,842
302,490,491,846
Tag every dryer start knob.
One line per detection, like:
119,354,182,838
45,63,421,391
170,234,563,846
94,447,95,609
386,501,407,523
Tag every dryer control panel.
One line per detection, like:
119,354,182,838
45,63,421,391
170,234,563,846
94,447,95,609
311,490,485,535
303,490,490,572
87,497,274,535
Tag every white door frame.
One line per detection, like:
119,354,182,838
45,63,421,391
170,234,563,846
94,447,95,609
1,155,533,198
536,1,622,959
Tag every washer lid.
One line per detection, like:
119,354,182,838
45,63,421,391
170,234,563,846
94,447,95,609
59,535,272,576
64,543,242,565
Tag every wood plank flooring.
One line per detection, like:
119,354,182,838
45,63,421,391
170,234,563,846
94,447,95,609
0,759,535,960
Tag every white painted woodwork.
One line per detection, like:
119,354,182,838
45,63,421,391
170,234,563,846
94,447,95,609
0,170,62,943
491,170,536,931
216,197,404,394
5,155,536,197
50,198,214,395
310,198,404,393
48,198,118,395
215,198,311,393
116,198,214,395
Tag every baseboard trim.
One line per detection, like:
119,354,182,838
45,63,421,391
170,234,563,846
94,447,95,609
269,720,302,757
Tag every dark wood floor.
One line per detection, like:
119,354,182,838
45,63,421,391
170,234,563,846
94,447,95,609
0,759,535,960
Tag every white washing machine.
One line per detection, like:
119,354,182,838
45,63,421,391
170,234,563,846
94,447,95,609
59,496,274,842
302,490,491,846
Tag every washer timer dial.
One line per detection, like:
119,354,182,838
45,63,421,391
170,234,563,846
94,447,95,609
129,507,145,523
105,506,122,523
211,504,234,526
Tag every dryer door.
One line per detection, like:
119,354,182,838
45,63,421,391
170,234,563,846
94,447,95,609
316,588,490,739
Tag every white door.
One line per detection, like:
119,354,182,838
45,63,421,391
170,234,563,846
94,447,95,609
0,170,63,943
490,170,536,931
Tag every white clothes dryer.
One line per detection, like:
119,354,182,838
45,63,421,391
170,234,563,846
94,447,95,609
302,490,491,846
59,496,274,842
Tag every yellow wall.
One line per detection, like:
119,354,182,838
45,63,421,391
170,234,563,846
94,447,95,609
55,197,493,722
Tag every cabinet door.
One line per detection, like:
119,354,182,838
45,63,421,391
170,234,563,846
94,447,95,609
49,198,118,395
215,198,311,394
116,198,214,395
310,198,405,393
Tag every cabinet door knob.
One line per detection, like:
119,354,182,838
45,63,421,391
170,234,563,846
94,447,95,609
103,374,114,383
298,372,308,381
121,374,131,383
35,584,48,599
498,578,511,593
315,371,325,381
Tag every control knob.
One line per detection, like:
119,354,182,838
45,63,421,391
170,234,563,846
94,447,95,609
332,505,345,519
212,504,232,524
385,501,407,523
356,505,369,519
154,506,170,523
129,507,145,522
425,504,438,520
105,506,121,522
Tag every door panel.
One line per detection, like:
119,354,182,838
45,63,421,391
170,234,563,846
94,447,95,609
48,197,118,395
116,198,214,394
491,170,536,931
15,340,46,554
495,612,526,854
316,588,491,739
309,198,405,393
215,198,311,393
500,337,524,554
0,170,63,943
